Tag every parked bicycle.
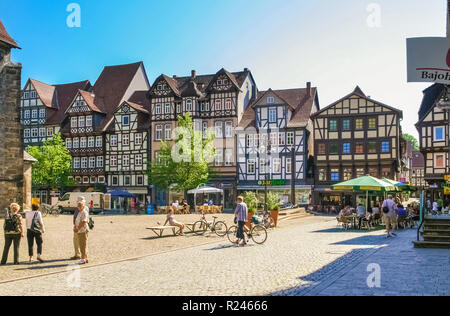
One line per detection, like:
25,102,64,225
227,221,268,245
256,211,275,229
192,215,228,237
40,204,61,217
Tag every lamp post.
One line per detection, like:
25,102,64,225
290,145,296,206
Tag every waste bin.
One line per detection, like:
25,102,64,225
147,205,154,215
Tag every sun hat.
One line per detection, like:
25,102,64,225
77,196,86,204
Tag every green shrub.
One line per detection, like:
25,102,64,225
242,191,259,213
267,192,283,211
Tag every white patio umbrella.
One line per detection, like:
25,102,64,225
187,185,223,207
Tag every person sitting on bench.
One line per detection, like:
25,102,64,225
164,208,185,236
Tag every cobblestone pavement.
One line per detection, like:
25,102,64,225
0,216,448,296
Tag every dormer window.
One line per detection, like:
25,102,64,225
186,99,193,112
267,97,275,104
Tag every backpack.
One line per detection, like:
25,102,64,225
88,217,94,230
30,212,43,233
383,206,390,214
4,210,18,233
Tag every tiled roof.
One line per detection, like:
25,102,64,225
0,19,19,48
128,90,150,111
417,83,446,122
78,90,104,113
23,151,37,162
29,78,57,109
411,151,425,168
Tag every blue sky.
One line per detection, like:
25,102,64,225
1,0,448,138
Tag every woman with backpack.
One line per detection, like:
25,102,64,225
1,203,24,265
25,204,45,263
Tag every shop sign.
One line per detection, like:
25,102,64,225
258,179,286,186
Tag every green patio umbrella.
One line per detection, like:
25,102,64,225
332,175,395,211
382,178,417,192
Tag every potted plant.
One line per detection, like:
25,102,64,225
266,192,283,227
242,191,259,228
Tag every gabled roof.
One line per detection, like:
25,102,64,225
78,90,105,113
417,83,446,123
205,68,242,92
239,86,319,129
0,19,20,49
312,86,402,118
29,78,57,109
128,90,150,111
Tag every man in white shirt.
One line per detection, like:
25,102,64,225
74,197,90,265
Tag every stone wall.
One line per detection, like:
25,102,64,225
0,43,23,213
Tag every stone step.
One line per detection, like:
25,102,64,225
423,229,450,236
279,208,305,216
413,241,450,249
279,213,312,222
423,235,450,242
424,219,450,224
424,223,450,230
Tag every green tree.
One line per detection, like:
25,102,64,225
148,113,215,193
27,133,73,191
402,133,419,151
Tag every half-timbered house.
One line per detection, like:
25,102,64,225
61,62,150,191
20,79,91,147
147,68,257,209
311,87,403,206
415,84,449,202
105,91,151,205
236,84,319,205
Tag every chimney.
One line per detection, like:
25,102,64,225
173,75,177,79
244,68,249,72
191,70,196,79
306,82,311,97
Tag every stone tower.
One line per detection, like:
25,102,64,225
0,19,23,212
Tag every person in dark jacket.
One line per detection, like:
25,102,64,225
1,203,24,265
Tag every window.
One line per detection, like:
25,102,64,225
214,99,222,111
329,120,337,131
278,133,285,146
356,143,364,154
225,121,233,138
215,121,223,138
110,135,118,147
89,157,96,168
434,126,445,141
435,154,445,168
270,132,278,146
254,134,259,147
318,143,326,155
267,96,275,104
268,109,277,123
331,169,340,182
47,127,53,137
110,155,117,167
319,168,327,181
247,159,256,174
260,159,266,174
176,103,181,113
164,125,172,140
135,154,143,166
123,134,130,146
368,118,376,129
329,143,338,155
287,132,294,146
137,175,144,186
355,119,363,130
368,141,377,153
73,158,80,169
96,136,102,147
31,109,37,119
381,142,390,153
71,117,78,128
135,133,142,146
343,168,352,181
96,156,103,168
155,125,163,141
164,103,171,114
247,134,254,148
39,128,45,137
215,148,223,166
80,137,87,148
225,99,232,110
81,157,87,168
186,99,193,112
343,143,351,154
39,109,45,118
122,115,130,126
31,128,38,137
343,120,350,131
272,158,281,173
202,122,208,139
78,116,85,128
86,115,93,127
90,176,97,184
112,176,119,186
356,168,365,178
88,136,95,148
286,158,292,174
369,167,378,178
73,137,79,148
225,149,233,166
66,138,72,149
24,129,30,138
24,110,30,119
124,176,131,186
155,103,162,114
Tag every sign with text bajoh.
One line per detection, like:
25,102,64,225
407,37,450,84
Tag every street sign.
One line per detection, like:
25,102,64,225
445,187,450,195
407,37,450,84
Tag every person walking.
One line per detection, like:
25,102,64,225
74,197,90,265
1,203,24,265
382,195,398,238
70,197,84,260
25,204,45,263
234,196,248,247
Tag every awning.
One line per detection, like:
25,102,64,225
187,186,223,194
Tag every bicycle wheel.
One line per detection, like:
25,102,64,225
250,225,267,244
213,221,228,237
265,216,275,229
192,220,207,236
227,226,238,244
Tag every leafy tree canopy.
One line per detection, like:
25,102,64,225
402,133,419,151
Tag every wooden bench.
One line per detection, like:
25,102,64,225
146,226,179,238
